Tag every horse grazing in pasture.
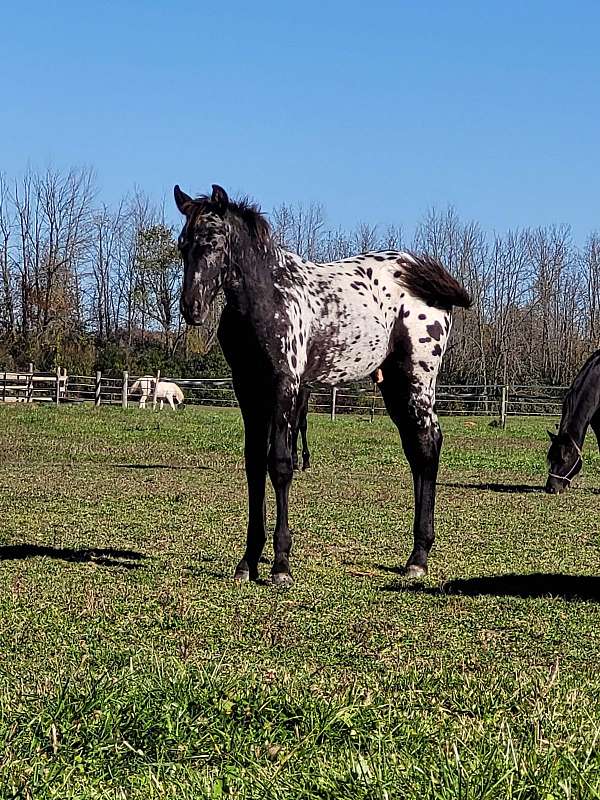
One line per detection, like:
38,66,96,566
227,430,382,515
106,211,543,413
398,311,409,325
546,350,600,494
175,183,471,587
131,376,185,410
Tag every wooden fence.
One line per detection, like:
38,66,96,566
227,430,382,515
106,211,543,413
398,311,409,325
1,365,68,405
0,368,568,423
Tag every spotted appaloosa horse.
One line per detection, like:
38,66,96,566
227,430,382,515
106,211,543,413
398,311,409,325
175,184,471,587
546,350,600,494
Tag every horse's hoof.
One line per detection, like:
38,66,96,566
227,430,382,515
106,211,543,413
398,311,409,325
234,568,250,583
404,564,427,579
271,572,293,589
302,462,310,471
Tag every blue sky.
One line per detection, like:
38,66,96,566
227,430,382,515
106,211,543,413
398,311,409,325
2,0,599,240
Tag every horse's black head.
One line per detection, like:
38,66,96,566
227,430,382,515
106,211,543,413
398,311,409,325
545,430,582,494
174,184,230,326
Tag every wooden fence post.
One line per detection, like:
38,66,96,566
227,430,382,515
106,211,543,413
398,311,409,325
55,366,61,406
370,384,378,423
330,386,337,422
122,371,128,409
27,363,34,403
2,371,5,403
500,385,507,428
95,371,102,407
152,370,161,410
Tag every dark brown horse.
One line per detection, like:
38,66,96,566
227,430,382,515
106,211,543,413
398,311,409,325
546,350,600,493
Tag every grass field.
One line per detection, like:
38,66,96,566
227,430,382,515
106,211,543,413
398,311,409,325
1,404,600,799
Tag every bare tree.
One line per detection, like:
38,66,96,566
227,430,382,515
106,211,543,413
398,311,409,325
272,201,326,260
351,222,379,254
582,233,600,345
135,222,181,349
0,174,15,334
11,167,95,339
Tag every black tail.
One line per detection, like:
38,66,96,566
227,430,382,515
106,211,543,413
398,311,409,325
398,253,472,310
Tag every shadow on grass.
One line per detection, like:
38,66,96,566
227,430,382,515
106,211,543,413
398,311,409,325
0,544,146,569
440,481,600,494
438,481,546,494
387,573,600,601
375,564,407,575
113,463,211,471
185,553,273,584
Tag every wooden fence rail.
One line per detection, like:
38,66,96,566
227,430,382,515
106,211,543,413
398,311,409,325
0,368,569,422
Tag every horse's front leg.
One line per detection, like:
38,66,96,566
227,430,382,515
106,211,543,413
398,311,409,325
268,380,297,587
591,409,600,453
234,391,271,582
403,420,442,576
381,376,442,577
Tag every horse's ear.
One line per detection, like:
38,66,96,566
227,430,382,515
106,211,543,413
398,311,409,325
211,184,229,214
174,185,194,216
547,429,557,441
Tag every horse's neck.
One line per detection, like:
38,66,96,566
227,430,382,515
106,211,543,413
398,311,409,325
224,236,283,313
560,370,600,444
560,412,588,445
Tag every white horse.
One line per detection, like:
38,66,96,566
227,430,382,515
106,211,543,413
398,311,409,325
130,376,185,410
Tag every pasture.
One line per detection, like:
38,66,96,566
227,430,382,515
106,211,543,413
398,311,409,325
1,405,600,799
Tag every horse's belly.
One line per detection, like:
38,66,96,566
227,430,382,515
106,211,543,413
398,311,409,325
307,335,389,384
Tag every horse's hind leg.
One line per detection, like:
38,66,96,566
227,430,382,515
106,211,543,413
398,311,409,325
380,369,442,578
292,388,310,470
268,380,297,587
298,389,310,470
300,413,310,470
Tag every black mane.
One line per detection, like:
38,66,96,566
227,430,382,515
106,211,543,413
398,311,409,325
560,349,600,430
192,194,272,249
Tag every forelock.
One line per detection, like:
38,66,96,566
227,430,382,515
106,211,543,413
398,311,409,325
182,192,271,249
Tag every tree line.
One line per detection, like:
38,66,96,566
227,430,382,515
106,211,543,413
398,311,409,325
1,166,598,386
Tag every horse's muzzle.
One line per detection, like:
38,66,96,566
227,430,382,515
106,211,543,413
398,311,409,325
180,295,206,326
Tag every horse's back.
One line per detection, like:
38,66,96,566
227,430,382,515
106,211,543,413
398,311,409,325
157,381,184,401
299,252,453,385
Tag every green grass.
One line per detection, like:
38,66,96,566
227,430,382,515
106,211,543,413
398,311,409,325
1,404,600,799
